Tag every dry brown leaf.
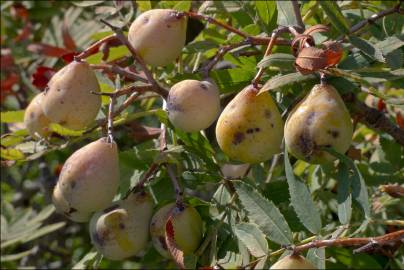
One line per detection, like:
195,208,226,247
295,47,328,74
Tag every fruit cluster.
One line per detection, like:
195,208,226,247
23,8,355,268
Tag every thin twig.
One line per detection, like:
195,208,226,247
293,230,404,254
166,165,183,205
124,163,160,198
75,34,119,60
106,94,115,143
291,0,305,32
91,63,149,83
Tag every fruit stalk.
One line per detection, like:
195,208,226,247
107,94,115,143
166,165,183,205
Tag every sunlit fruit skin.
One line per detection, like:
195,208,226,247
24,92,51,139
52,138,119,222
42,60,101,130
220,163,250,179
270,254,316,269
89,192,154,260
150,202,176,258
167,80,221,132
166,204,203,254
215,85,284,164
128,9,187,67
284,84,353,164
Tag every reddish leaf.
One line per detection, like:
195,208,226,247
32,66,56,89
1,73,19,92
1,49,15,68
14,21,32,42
377,99,386,112
11,3,29,22
396,112,404,129
347,146,362,161
295,47,328,74
61,52,78,63
129,122,161,143
27,43,71,58
323,41,343,67
62,17,77,51
165,212,185,269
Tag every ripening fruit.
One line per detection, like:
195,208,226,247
52,138,119,222
150,202,176,258
150,203,203,258
284,84,353,164
24,92,51,139
270,254,316,269
215,85,284,164
89,191,154,260
42,60,101,130
128,9,187,67
167,80,221,132
165,204,203,255
220,163,250,179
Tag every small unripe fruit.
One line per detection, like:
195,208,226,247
128,9,187,67
221,164,250,179
216,85,284,163
270,254,316,269
165,204,203,255
89,192,154,260
24,93,51,139
167,79,221,132
42,60,101,130
150,202,176,258
52,138,119,222
284,84,353,164
150,203,203,258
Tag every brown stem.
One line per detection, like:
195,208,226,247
291,0,305,31
342,92,404,146
293,230,404,254
379,184,404,198
106,94,115,143
91,63,149,83
166,164,183,205
100,19,160,91
124,162,160,198
75,34,119,60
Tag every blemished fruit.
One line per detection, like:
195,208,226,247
150,203,203,258
128,9,187,67
165,204,203,255
167,79,221,132
284,84,353,164
23,92,51,139
89,191,154,260
52,137,119,222
270,254,316,269
150,202,176,258
215,85,284,163
42,60,101,130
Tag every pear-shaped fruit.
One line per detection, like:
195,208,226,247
167,79,221,132
128,9,187,67
270,254,316,269
24,93,51,139
150,202,176,258
42,60,101,130
52,137,119,222
284,84,353,164
89,191,154,260
165,204,203,255
216,85,284,163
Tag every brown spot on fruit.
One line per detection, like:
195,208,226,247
264,110,271,119
232,132,245,145
270,123,274,128
200,82,207,90
246,128,254,134
327,129,339,138
298,132,314,158
70,181,76,189
119,223,125,229
143,17,149,24
30,112,35,119
255,128,260,132
166,24,171,28
158,236,168,250
93,232,105,246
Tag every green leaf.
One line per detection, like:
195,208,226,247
72,1,104,7
0,148,25,160
259,72,316,93
323,148,370,218
284,150,322,234
256,1,276,29
336,162,352,225
257,53,296,70
234,223,268,257
49,123,85,137
173,1,191,12
24,222,65,242
375,35,404,55
318,1,350,34
307,247,325,269
349,36,385,62
136,0,152,12
276,1,298,27
0,248,36,262
72,251,98,270
0,111,25,123
234,181,293,245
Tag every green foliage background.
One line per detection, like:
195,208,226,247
1,0,403,269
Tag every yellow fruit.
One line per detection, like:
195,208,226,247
270,254,316,269
215,85,284,163
167,80,221,132
52,138,119,222
150,202,176,258
89,192,154,260
52,185,92,222
284,84,353,163
23,93,51,139
166,204,203,254
128,9,187,67
42,60,101,130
